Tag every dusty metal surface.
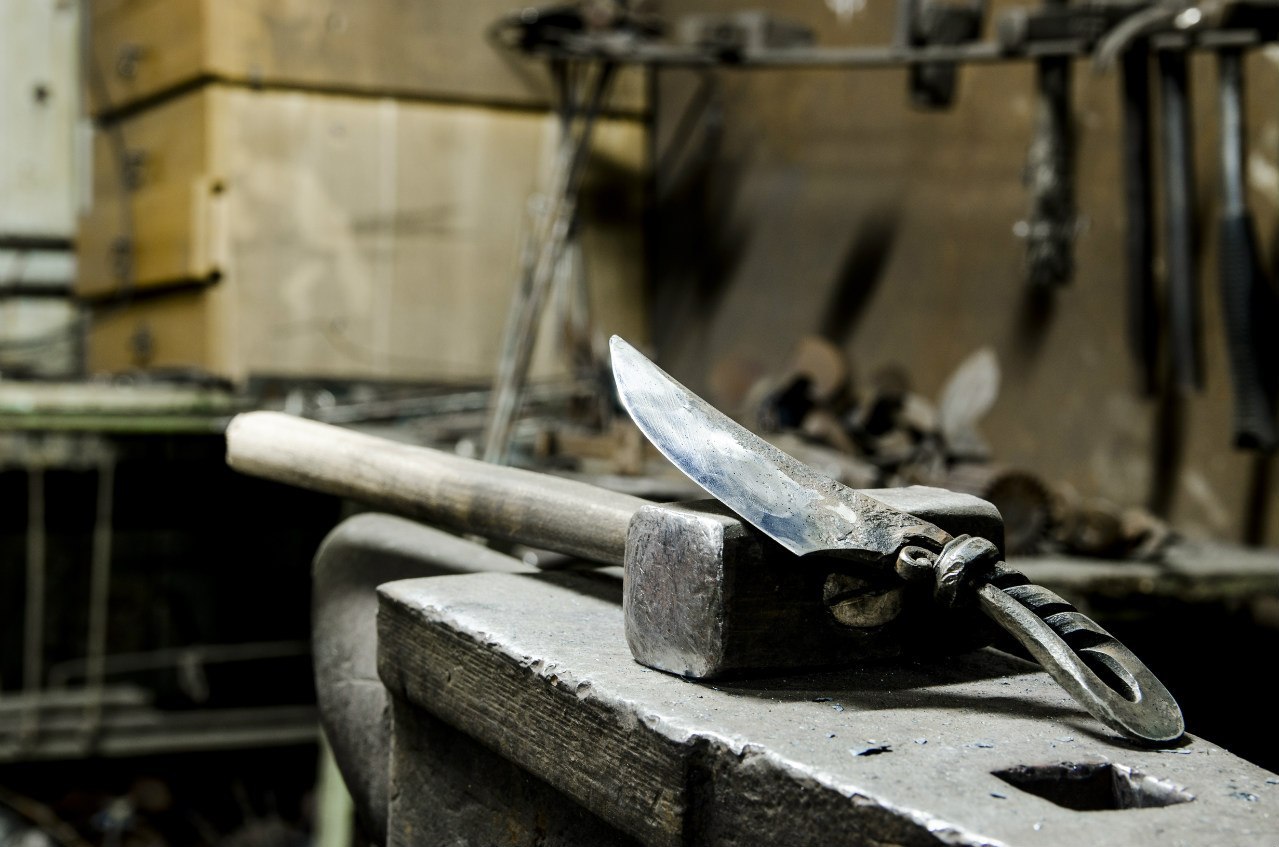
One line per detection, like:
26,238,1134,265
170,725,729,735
388,697,640,847
379,571,1278,847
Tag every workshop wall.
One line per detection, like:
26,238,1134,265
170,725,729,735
0,0,82,380
653,0,1279,546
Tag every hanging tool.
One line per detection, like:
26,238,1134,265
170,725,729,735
1020,0,1076,289
1157,45,1203,391
906,0,988,109
1215,45,1278,448
482,56,616,465
1120,43,1160,395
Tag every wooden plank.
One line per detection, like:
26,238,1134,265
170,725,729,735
86,0,208,116
82,86,649,382
89,83,211,202
77,177,222,296
86,287,222,376
88,0,647,117
78,87,219,295
0,0,81,238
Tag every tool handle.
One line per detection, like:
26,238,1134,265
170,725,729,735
1120,46,1158,395
1158,49,1203,391
978,569,1183,744
1218,214,1279,449
1216,49,1278,450
226,411,645,565
1024,51,1074,289
897,541,1183,743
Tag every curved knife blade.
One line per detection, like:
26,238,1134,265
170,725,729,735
610,336,949,560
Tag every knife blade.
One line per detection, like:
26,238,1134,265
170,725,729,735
610,335,1183,744
610,335,950,561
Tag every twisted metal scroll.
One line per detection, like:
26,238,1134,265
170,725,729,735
898,538,1184,744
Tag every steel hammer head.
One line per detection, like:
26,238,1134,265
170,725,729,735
623,486,1004,679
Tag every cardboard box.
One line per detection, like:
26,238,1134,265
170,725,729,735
87,0,647,117
82,86,648,383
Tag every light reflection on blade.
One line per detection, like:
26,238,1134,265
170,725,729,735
609,336,948,560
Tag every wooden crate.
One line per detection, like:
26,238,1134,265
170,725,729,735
1,0,81,240
86,0,647,117
81,85,648,383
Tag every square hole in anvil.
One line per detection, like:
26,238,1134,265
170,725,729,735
992,762,1195,811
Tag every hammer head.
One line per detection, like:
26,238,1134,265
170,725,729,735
623,486,1004,679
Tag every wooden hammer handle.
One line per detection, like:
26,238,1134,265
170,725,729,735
226,411,644,565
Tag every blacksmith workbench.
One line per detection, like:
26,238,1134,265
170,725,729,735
375,570,1278,846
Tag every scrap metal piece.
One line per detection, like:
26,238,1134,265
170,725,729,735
907,0,987,109
610,335,1184,743
1020,6,1076,290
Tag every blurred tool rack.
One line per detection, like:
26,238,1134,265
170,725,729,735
490,2,1279,67
0,382,328,763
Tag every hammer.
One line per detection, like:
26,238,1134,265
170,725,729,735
226,411,1003,678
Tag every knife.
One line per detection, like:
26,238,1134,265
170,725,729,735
1216,46,1278,450
610,335,1183,744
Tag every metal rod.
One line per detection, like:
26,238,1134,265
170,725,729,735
1023,60,1075,286
483,60,617,464
1218,49,1245,217
48,640,311,689
1120,44,1158,395
1215,46,1278,448
23,469,46,694
509,28,1270,69
894,0,919,49
82,458,116,737
1023,0,1075,290
1157,48,1203,392
20,467,47,749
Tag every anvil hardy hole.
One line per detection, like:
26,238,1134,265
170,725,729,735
993,762,1195,811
